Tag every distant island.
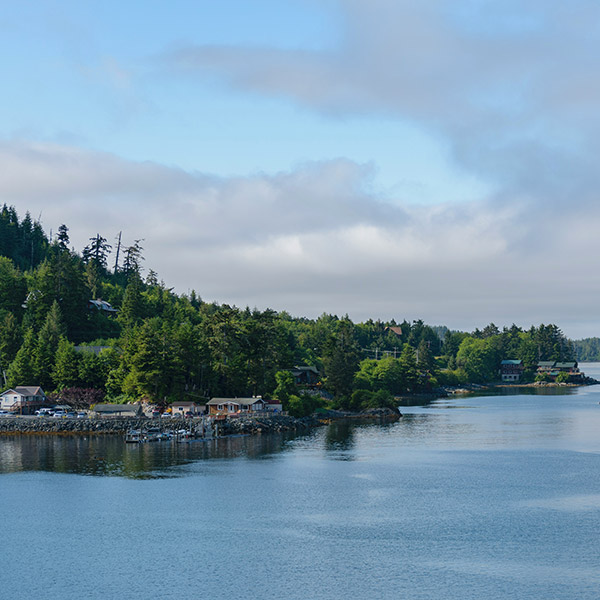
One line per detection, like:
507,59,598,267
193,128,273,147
0,205,594,420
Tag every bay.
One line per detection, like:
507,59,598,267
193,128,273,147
1,366,600,599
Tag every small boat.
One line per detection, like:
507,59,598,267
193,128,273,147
125,429,143,443
144,427,161,442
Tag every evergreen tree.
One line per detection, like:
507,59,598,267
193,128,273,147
7,328,36,386
34,301,66,388
0,312,22,371
52,337,81,390
323,319,360,399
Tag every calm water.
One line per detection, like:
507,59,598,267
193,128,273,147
2,367,600,599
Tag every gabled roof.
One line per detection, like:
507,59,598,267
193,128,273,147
1,386,44,397
554,362,577,369
537,361,555,367
208,397,265,407
385,326,403,337
290,366,319,375
501,360,522,365
171,401,204,407
88,299,118,313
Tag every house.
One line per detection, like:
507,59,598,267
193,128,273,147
0,386,46,414
385,326,403,338
87,299,118,314
554,362,579,374
92,403,142,417
536,361,583,381
289,366,320,387
500,360,524,382
170,400,206,417
74,345,114,355
207,397,266,415
264,398,283,412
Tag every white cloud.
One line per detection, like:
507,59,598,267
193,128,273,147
2,139,599,336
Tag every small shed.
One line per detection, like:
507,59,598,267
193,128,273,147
93,403,142,417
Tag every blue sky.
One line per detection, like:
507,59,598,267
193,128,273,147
1,1,599,337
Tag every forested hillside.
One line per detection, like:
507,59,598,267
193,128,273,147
0,206,577,414
572,338,600,361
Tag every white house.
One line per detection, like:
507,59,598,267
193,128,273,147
0,386,46,414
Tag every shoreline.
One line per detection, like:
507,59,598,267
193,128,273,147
1,380,595,437
0,408,402,437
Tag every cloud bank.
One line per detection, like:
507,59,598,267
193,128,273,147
1,138,598,337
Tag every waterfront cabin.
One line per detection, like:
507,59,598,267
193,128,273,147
0,386,46,414
207,397,266,415
499,360,524,382
170,400,206,417
92,403,142,417
264,398,283,412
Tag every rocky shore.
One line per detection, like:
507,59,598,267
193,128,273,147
0,414,319,436
0,408,402,437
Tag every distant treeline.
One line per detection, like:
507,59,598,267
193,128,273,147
572,338,600,362
0,205,578,415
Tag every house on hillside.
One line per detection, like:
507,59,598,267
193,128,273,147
289,366,320,387
87,299,118,314
207,397,266,415
0,386,46,414
500,360,524,382
385,326,403,338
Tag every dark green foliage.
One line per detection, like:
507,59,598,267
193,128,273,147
323,319,360,398
0,205,581,404
286,393,325,418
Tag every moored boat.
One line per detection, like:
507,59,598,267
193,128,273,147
125,429,143,443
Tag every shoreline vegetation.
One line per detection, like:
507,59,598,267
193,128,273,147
0,206,597,422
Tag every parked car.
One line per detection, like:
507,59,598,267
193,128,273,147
35,408,54,417
76,412,87,419
52,410,67,418
161,412,172,418
0,410,12,417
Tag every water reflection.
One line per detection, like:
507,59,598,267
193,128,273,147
0,432,304,479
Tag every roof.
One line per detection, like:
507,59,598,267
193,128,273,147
208,397,265,406
554,362,577,368
537,361,555,367
290,366,319,375
1,386,44,397
171,401,204,407
88,299,118,313
93,403,141,413
74,345,113,355
501,360,522,365
385,326,403,337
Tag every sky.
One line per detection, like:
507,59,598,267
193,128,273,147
1,0,600,338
